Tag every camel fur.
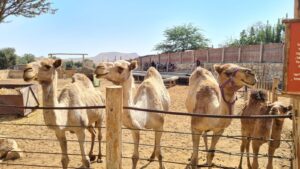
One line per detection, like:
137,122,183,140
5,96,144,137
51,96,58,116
23,59,105,169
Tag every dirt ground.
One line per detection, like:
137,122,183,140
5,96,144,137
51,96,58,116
0,78,293,169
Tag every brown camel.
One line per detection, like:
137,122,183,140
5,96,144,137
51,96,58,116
239,90,292,169
95,60,170,169
23,59,105,168
185,64,257,169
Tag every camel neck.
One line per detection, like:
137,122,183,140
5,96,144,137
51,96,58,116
41,74,59,107
121,73,134,107
220,84,239,115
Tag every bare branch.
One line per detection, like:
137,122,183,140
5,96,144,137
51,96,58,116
0,0,57,23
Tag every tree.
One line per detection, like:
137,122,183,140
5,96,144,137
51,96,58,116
222,19,285,47
18,53,35,64
63,60,74,70
154,24,209,53
0,0,57,23
0,48,18,69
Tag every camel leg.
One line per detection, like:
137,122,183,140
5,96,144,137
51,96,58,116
251,141,262,169
266,145,277,169
131,130,140,169
206,129,224,168
245,139,251,169
239,138,247,169
88,126,96,162
96,121,103,163
76,129,90,168
149,126,165,169
190,128,202,169
55,131,69,169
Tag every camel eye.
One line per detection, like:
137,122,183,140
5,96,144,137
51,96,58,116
44,65,51,70
117,67,124,74
225,71,232,77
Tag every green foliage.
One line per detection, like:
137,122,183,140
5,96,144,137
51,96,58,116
63,60,74,70
155,24,209,53
17,53,35,64
74,61,82,68
0,48,18,69
63,60,83,69
223,19,285,47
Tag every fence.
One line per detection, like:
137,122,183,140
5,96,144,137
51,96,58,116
0,86,296,169
138,43,284,71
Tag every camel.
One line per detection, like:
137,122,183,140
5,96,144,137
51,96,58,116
94,60,170,169
23,58,105,169
0,137,23,161
185,64,257,169
239,89,292,169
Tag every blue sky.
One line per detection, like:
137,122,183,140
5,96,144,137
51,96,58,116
0,0,294,58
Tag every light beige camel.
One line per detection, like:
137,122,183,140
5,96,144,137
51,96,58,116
95,60,170,169
0,137,23,161
185,64,257,169
239,90,292,169
23,58,105,169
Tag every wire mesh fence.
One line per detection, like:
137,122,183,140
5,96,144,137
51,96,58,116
0,104,295,168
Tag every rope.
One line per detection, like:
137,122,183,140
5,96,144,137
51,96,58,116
0,104,292,119
122,127,293,143
124,106,293,119
0,104,105,110
0,163,94,169
0,136,292,160
0,122,106,128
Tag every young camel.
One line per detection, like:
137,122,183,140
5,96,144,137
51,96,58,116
23,59,105,169
239,90,292,169
95,60,170,169
185,64,257,169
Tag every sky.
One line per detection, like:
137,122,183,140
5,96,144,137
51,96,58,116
0,0,294,58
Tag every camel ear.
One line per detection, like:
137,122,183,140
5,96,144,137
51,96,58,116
283,105,293,113
53,59,62,68
214,64,224,74
129,60,138,71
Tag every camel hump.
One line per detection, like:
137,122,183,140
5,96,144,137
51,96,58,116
71,73,94,89
145,67,162,79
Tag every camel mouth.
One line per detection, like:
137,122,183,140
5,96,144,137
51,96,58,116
23,76,34,82
95,72,108,78
241,79,256,87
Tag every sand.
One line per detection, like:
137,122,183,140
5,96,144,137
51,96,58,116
0,78,293,169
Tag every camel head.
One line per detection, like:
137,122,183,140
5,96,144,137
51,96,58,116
249,89,268,105
23,58,62,85
214,63,257,90
94,60,138,85
268,102,293,122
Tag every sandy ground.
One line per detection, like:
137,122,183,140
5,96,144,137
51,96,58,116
0,78,293,169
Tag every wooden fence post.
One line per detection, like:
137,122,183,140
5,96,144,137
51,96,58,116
106,86,123,169
238,47,241,63
271,78,280,102
206,49,209,62
259,43,264,63
221,48,225,63
292,96,300,169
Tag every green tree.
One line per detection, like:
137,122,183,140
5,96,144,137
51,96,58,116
0,0,57,23
18,53,35,64
63,60,74,70
0,48,18,69
74,62,82,68
154,24,209,53
222,19,285,47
